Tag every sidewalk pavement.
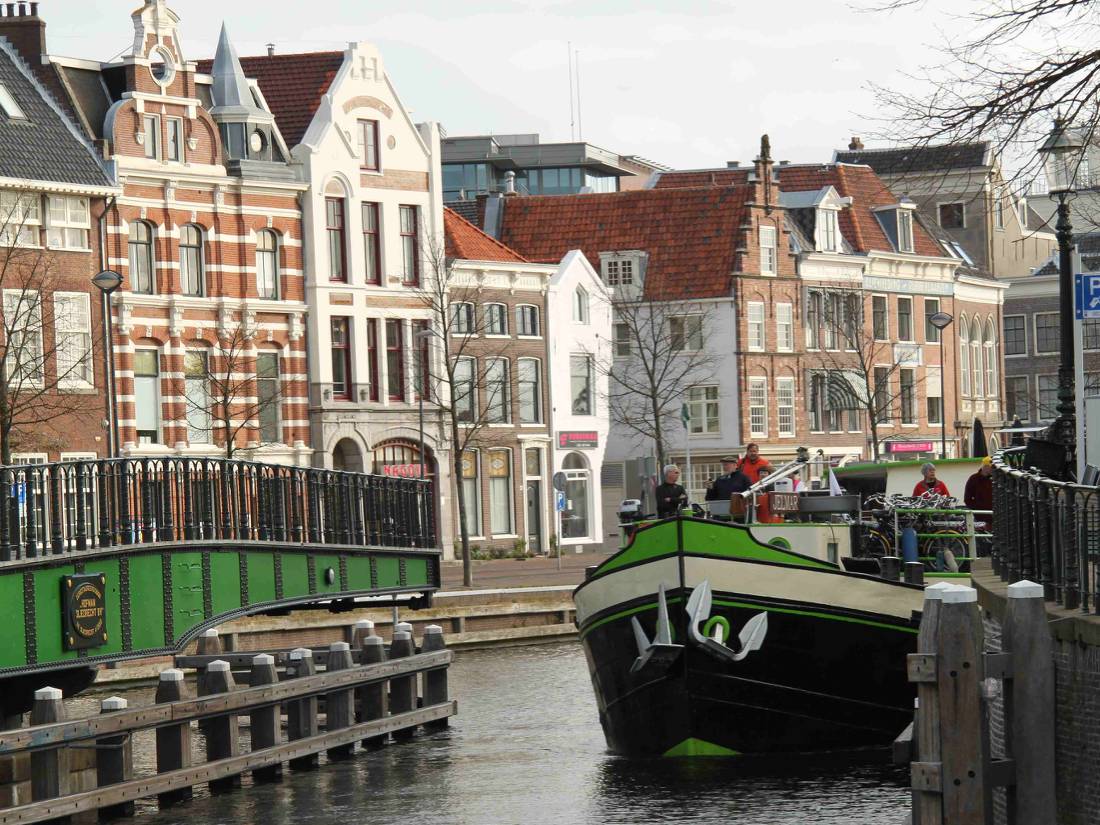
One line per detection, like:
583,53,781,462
440,551,611,590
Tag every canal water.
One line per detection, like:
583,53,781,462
90,642,910,825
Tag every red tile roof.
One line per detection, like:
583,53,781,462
498,187,752,300
444,208,528,263
196,51,345,148
655,164,947,258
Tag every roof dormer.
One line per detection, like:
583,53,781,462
599,250,646,299
872,195,918,254
777,185,852,253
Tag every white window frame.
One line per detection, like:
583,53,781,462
516,304,541,337
749,376,768,437
450,302,475,336
256,351,281,444
570,354,594,416
573,287,589,324
454,356,476,423
776,303,793,352
133,348,161,444
0,82,25,119
45,195,91,251
686,385,720,435
0,190,40,247
924,297,942,344
143,114,160,160
1034,312,1059,355
488,448,515,537
1036,374,1058,421
460,449,482,538
166,117,184,163
3,288,44,388
484,357,511,424
613,322,632,357
517,357,542,424
60,452,97,462
897,296,914,343
926,366,943,425
185,350,211,445
760,226,777,275
54,291,92,388
816,208,839,252
671,314,704,353
603,257,635,287
872,294,889,342
776,377,795,437
899,367,917,425
485,303,508,336
747,302,765,352
897,209,914,253
11,453,47,465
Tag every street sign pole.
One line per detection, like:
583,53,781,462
1075,260,1087,478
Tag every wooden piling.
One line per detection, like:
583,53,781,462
905,562,925,586
154,669,192,807
97,696,134,820
29,687,68,814
357,635,388,749
421,625,449,731
325,642,355,760
1002,580,1056,825
395,621,414,640
389,630,417,742
912,581,952,825
201,660,240,792
880,555,901,581
248,653,282,782
286,648,319,770
351,619,376,662
195,629,222,729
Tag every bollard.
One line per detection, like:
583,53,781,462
357,635,388,749
196,627,222,656
351,619,376,663
389,630,417,742
421,625,449,731
29,687,68,807
904,561,925,586
97,697,134,819
395,621,414,644
325,642,356,760
1002,580,1056,825
286,648,319,770
249,654,282,782
155,668,192,807
201,660,240,792
879,555,901,582
912,581,953,825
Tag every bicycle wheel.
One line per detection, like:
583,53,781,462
862,527,892,558
923,530,968,573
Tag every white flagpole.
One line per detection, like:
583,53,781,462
682,401,692,507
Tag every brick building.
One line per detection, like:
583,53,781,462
0,16,118,462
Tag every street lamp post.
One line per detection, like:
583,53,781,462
929,311,954,460
91,270,122,458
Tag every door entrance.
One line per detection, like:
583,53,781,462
526,480,542,554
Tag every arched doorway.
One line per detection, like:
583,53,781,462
332,438,364,472
561,452,591,541
371,439,436,480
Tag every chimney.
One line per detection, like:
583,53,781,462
752,134,777,213
0,0,46,68
266,43,275,57
503,170,517,196
849,136,864,151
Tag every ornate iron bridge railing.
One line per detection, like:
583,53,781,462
992,446,1100,612
0,457,435,561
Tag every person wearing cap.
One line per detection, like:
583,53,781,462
965,457,994,547
913,462,950,498
705,456,751,501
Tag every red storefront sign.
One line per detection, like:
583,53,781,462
382,463,423,478
558,431,599,449
887,441,935,454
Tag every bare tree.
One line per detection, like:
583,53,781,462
0,194,100,465
175,321,282,459
600,296,717,469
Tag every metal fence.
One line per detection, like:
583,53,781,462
0,457,435,561
992,446,1100,611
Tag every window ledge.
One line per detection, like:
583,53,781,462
518,423,545,428
777,434,796,439
491,534,519,540
516,335,543,340
487,423,514,428
60,385,97,395
484,334,511,339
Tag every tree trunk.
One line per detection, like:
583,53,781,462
649,392,666,469
449,417,472,587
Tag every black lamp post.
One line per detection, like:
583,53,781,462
929,311,954,459
1037,118,1085,477
91,270,122,458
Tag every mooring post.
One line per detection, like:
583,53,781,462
395,621,414,645
97,696,134,820
912,581,953,825
357,635,388,749
325,642,355,760
29,687,69,808
389,629,417,742
1002,580,1056,825
195,628,222,719
201,660,240,792
352,619,376,663
880,555,901,582
155,668,192,807
421,625,449,730
904,561,925,586
286,648,319,770
248,653,282,782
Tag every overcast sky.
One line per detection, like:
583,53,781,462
41,0,944,169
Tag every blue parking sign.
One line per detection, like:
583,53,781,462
1075,273,1100,319
555,490,566,512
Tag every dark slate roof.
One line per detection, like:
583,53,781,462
446,199,480,225
0,40,110,187
833,142,989,176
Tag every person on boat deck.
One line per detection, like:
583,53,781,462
737,443,772,485
655,465,688,518
965,457,994,543
705,456,751,501
913,462,950,498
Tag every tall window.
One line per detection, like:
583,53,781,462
486,303,508,335
776,303,793,352
488,449,513,535
326,197,346,282
185,351,211,444
516,305,540,336
874,366,892,423
960,321,971,396
359,119,380,171
823,293,838,350
817,209,839,251
46,196,89,249
809,372,826,432
984,319,997,398
777,377,795,436
362,202,380,285
897,297,913,342
686,385,719,435
970,318,983,398
614,322,632,357
749,377,767,437
1037,375,1058,420
938,202,964,229
925,298,942,343
128,221,154,294
897,209,914,252
806,290,822,349
415,320,430,401
166,118,183,162
54,292,92,387
450,302,474,335
0,191,40,246
570,354,593,415
747,302,765,351
454,357,475,422
3,289,43,387
1005,375,1029,420
257,352,280,443
1081,320,1100,351
900,368,916,424
461,450,481,535
386,319,405,401
331,317,351,400
366,318,380,402
179,224,204,296
1034,313,1059,353
143,114,159,159
872,295,888,340
760,226,777,274
518,358,542,424
400,205,419,285
256,230,279,299
573,287,589,324
133,349,159,444
927,366,943,425
561,452,591,539
671,314,703,352
485,358,510,423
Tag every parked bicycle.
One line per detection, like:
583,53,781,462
858,492,971,573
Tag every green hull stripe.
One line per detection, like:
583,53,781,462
664,737,741,757
579,597,685,640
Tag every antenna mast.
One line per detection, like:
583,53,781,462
567,41,575,141
575,49,583,141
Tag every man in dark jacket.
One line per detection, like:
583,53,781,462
964,456,993,534
706,456,751,501
655,465,688,518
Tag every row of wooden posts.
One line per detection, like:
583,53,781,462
0,619,456,825
896,581,1055,825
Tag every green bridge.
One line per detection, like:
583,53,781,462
0,457,438,714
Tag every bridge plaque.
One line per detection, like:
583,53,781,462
62,574,108,651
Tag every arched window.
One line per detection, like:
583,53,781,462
984,318,997,398
573,287,589,324
128,221,154,294
516,304,540,336
970,318,983,399
485,303,508,335
257,230,279,300
325,180,347,282
959,317,970,397
179,224,204,296
561,452,591,540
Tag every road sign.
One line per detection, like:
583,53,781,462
552,471,567,492
555,490,566,512
1075,273,1100,319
